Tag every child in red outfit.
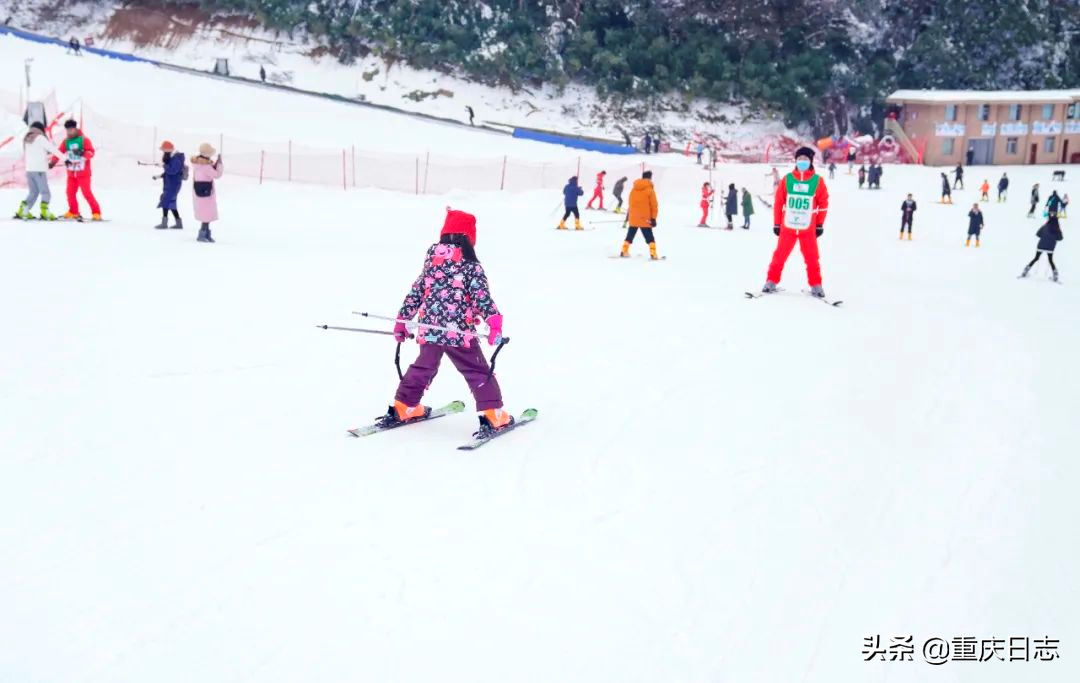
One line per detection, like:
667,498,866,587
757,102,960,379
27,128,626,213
698,182,714,227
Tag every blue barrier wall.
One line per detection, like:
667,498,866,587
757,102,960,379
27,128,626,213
0,25,160,65
512,128,636,155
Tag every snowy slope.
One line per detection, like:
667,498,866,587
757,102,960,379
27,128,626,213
1,31,1078,683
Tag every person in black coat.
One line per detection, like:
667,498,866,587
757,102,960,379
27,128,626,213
643,132,652,155
724,183,737,230
857,165,866,189
966,204,984,247
1020,216,1063,280
941,173,953,204
953,163,964,189
900,194,916,240
1028,183,1040,217
997,173,1009,202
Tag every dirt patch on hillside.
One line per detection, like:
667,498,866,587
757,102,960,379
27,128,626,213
102,4,269,50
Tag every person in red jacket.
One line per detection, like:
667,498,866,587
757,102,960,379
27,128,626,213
698,182,714,227
58,119,102,220
761,146,830,297
586,170,606,210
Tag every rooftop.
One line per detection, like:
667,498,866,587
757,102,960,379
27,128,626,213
887,89,1080,104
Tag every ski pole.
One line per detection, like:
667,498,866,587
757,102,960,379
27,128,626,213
137,161,161,167
480,337,509,386
315,324,413,338
352,312,505,342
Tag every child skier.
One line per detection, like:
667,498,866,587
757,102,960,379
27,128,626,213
761,147,830,297
828,161,836,179
620,170,660,259
58,119,101,220
857,165,867,189
612,176,628,214
152,141,185,230
980,179,990,202
941,173,953,204
385,209,513,437
900,193,916,240
741,188,754,229
586,170,606,210
1020,215,1063,281
966,204,984,247
14,122,57,221
997,173,1009,202
191,142,223,243
558,176,584,230
1028,184,1040,217
698,182,714,227
1061,194,1069,218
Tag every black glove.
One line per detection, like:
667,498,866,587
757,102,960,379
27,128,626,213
815,226,824,238
773,225,781,236
649,218,657,227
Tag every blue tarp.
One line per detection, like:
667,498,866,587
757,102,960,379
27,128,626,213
0,25,160,65
512,128,636,155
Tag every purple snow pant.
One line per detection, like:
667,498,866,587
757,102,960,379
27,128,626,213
395,343,503,411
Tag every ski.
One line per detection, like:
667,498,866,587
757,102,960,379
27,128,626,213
457,408,539,451
744,288,785,299
800,289,843,306
347,400,466,437
609,255,667,261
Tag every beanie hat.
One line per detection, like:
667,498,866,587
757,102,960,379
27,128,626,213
441,209,477,246
64,119,77,129
642,170,653,179
30,121,45,132
199,142,216,157
795,146,816,160
160,140,175,152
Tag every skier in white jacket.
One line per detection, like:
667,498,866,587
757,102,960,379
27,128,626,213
16,122,58,220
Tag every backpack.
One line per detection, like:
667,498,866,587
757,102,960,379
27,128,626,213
179,153,190,181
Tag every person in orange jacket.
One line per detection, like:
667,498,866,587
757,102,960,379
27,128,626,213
761,147,830,297
586,170,606,210
980,179,990,202
698,182,714,227
58,119,102,220
619,170,660,259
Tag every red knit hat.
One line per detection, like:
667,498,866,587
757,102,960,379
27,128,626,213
440,209,477,246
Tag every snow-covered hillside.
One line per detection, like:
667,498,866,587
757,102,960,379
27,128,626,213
1,28,1078,683
3,0,793,144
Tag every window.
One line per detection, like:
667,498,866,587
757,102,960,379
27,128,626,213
1045,137,1056,153
1068,103,1079,120
942,138,955,155
1006,138,1018,154
978,104,991,121
945,104,958,121
1008,104,1022,121
1042,104,1054,120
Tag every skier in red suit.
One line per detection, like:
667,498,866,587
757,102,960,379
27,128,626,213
586,170,606,210
57,119,102,220
698,182,714,227
761,146,830,297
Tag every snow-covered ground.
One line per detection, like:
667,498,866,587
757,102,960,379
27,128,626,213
4,0,792,143
1,28,1078,683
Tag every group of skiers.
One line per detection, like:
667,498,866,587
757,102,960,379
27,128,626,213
15,119,100,222
857,163,884,189
15,122,225,243
699,182,754,229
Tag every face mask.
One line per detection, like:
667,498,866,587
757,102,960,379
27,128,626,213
796,159,811,172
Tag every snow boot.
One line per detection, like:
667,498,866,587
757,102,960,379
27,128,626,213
698,222,708,228
965,238,971,247
557,220,567,230
975,238,980,248
14,200,30,219
649,243,659,260
907,232,912,241
809,285,826,298
575,218,583,231
91,213,102,221
154,218,168,230
620,241,630,258
171,216,184,230
63,211,81,220
197,225,210,242
762,280,778,294
474,408,514,438
1052,269,1059,282
39,202,56,221
613,206,623,214
1020,266,1031,278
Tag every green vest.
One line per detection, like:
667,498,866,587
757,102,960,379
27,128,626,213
784,173,819,230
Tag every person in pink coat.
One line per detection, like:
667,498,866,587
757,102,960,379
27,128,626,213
191,142,223,243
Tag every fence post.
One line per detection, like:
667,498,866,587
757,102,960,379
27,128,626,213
576,156,581,178
288,140,292,182
342,149,346,191
152,126,157,161
351,145,356,187
219,133,224,155
423,151,430,194
500,155,507,190
415,157,419,195
259,150,265,185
